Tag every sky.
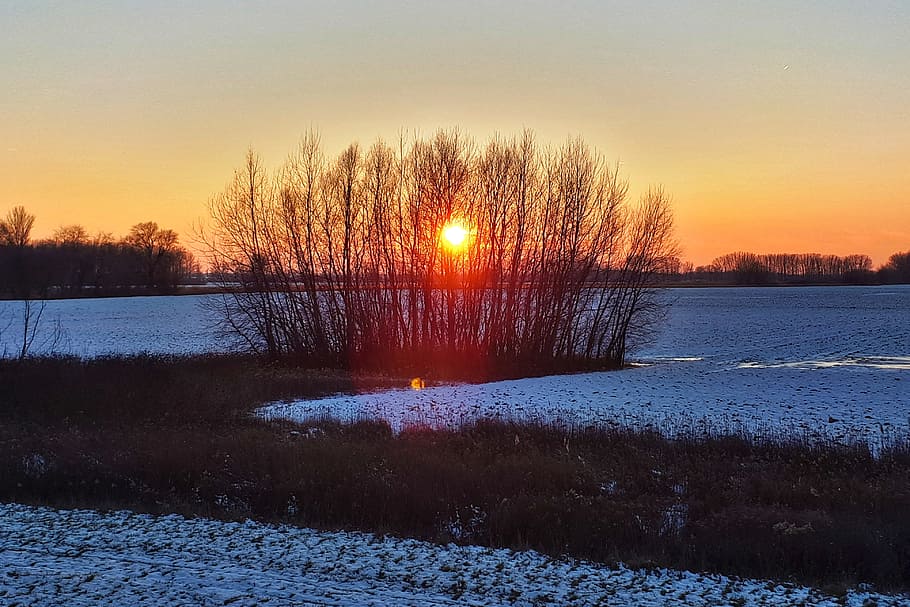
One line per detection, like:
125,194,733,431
2,1,908,266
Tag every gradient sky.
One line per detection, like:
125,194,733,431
2,1,908,265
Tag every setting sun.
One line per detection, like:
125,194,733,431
441,223,468,250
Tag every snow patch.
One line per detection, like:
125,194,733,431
1,503,905,606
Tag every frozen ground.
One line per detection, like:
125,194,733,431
259,358,909,448
1,503,905,607
0,294,228,357
261,287,910,448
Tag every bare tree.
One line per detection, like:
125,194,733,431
123,221,183,288
880,251,910,284
0,206,36,247
204,150,284,354
17,299,45,359
600,188,679,365
53,224,89,246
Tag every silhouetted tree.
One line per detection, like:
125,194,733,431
123,221,184,289
0,206,38,297
0,206,36,247
53,224,89,246
879,251,910,284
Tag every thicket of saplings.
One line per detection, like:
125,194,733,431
2,355,908,592
203,129,676,371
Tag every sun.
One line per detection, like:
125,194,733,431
441,223,468,250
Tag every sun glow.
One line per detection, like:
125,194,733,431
441,223,468,250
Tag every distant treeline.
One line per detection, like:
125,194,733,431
666,250,910,285
0,206,199,298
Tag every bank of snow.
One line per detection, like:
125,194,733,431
259,357,910,449
1,503,905,607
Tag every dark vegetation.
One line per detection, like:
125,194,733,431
2,355,908,592
0,206,199,298
878,251,910,284
664,250,910,286
202,129,678,369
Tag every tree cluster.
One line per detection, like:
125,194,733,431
0,207,196,298
703,251,874,285
203,129,678,370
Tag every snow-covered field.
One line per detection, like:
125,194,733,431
1,503,905,607
3,288,908,604
261,287,910,448
0,294,228,357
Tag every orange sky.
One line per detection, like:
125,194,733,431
2,2,908,266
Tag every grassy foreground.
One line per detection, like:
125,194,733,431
1,355,908,592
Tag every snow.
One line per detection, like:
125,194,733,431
0,295,227,358
1,502,905,606
259,359,908,446
3,287,908,604
260,287,910,449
